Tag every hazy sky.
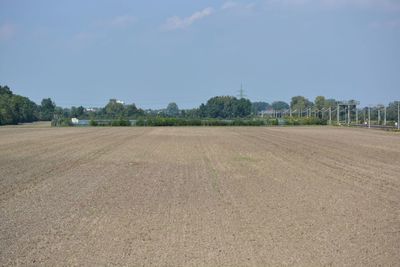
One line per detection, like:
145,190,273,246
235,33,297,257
1,0,399,108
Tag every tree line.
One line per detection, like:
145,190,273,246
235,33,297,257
1,84,399,126
0,85,56,125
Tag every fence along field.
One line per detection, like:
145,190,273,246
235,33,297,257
0,126,399,265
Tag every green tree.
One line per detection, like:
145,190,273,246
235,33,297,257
324,99,337,109
0,85,12,95
386,101,400,121
198,104,207,118
126,103,140,117
251,101,270,114
314,96,326,118
0,85,39,125
0,93,15,124
205,96,231,118
290,96,313,115
70,106,85,118
104,99,125,118
166,102,180,117
271,101,289,111
314,96,326,110
234,98,252,117
40,98,56,121
14,95,38,122
202,96,251,118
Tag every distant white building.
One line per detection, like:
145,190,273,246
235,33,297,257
71,118,79,124
116,100,125,105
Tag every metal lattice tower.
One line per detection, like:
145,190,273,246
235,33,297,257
237,83,246,99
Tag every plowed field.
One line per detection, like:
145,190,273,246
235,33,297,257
1,127,399,266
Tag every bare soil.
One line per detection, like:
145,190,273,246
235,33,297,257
0,127,399,266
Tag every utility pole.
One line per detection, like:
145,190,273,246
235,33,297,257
368,106,371,129
363,108,366,124
384,106,387,126
337,104,340,125
329,107,332,125
289,108,292,117
348,105,351,125
356,107,358,124
398,101,400,130
378,109,381,125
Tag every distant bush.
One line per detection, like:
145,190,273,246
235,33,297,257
51,117,72,127
267,119,279,126
87,119,130,126
111,119,131,126
284,117,327,126
67,117,328,127
135,118,271,127
136,118,202,126
232,119,266,126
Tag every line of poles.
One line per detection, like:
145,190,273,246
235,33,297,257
262,101,400,129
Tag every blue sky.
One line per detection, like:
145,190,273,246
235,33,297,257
0,0,399,108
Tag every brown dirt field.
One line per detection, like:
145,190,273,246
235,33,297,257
0,126,399,266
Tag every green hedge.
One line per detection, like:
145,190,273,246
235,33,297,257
111,119,130,126
284,117,327,125
51,118,73,127
61,117,328,127
135,118,277,126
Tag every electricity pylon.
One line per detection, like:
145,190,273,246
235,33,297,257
237,83,246,99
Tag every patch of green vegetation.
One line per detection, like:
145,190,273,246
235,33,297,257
51,117,72,127
234,155,257,163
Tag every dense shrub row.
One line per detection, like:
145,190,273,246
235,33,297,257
88,119,131,126
51,118,73,127
284,117,327,126
136,118,202,126
134,118,278,126
84,118,275,127
54,117,327,127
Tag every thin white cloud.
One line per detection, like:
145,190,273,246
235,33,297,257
0,23,16,41
162,7,214,31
